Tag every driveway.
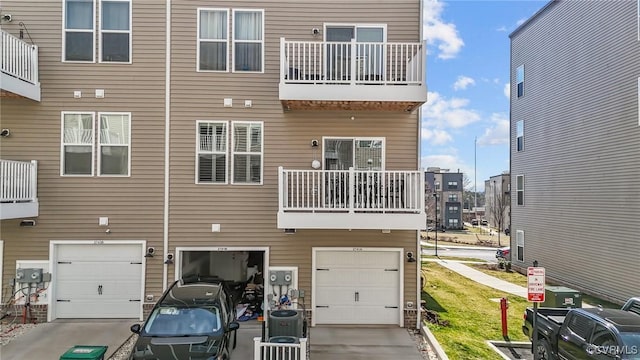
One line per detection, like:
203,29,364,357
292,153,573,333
1,320,425,360
0,319,133,360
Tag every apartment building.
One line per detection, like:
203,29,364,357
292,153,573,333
484,172,510,233
0,0,427,327
510,0,639,303
424,168,463,230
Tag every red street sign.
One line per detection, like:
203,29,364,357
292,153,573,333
527,267,545,302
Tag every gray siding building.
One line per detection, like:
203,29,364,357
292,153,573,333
510,0,640,303
425,168,463,230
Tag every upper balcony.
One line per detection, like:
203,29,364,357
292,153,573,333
277,167,425,230
1,30,40,102
279,38,427,112
0,159,39,220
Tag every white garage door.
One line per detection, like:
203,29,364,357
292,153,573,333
54,243,143,319
314,249,401,325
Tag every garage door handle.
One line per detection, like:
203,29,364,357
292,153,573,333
316,305,329,308
57,299,71,302
385,306,398,309
58,261,72,264
98,285,102,295
355,292,359,302
129,299,141,302
384,269,398,271
316,268,330,271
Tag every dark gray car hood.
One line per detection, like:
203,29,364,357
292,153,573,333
130,335,221,360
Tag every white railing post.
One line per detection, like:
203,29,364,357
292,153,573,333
348,167,355,212
299,338,308,360
280,38,286,84
30,160,38,201
253,337,262,360
350,39,356,85
278,166,285,211
419,171,425,214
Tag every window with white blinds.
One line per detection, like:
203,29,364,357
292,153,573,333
323,137,384,170
197,121,228,183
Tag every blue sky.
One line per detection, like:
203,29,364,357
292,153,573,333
420,0,547,192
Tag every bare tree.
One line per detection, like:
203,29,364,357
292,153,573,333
490,190,509,247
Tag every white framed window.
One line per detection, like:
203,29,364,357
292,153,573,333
323,137,385,170
448,206,458,212
516,65,524,97
231,122,263,184
447,181,458,189
61,112,131,176
197,8,229,71
516,230,524,262
197,121,228,184
516,175,524,206
448,218,459,226
99,0,131,63
516,120,524,151
98,112,131,175
448,193,458,202
232,9,264,72
62,112,95,175
63,0,96,62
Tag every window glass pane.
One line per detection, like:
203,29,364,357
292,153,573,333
234,11,262,40
517,121,523,136
200,10,227,39
199,122,227,152
64,114,93,143
200,42,227,71
324,139,353,170
100,146,128,175
233,154,261,183
65,32,94,61
516,65,524,83
354,140,382,170
102,33,129,62
102,1,129,30
100,114,130,144
234,43,262,71
66,0,93,29
250,125,262,152
64,145,92,175
199,154,226,183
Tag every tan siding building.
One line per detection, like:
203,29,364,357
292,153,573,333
1,0,427,327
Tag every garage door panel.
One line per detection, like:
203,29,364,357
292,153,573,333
55,244,143,319
314,249,400,325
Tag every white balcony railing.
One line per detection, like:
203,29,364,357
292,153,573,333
280,38,425,86
1,30,40,101
253,337,308,360
1,30,39,85
1,160,38,203
0,159,39,220
279,167,424,214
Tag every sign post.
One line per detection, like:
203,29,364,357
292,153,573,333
528,261,545,360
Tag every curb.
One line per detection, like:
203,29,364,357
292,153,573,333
421,324,449,360
486,340,531,360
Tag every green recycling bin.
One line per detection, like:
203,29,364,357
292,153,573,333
60,345,108,360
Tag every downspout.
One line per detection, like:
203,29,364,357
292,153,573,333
163,0,171,291
416,0,425,331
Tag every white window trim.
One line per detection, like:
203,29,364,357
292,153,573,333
61,111,96,176
231,8,265,74
516,64,524,98
321,136,386,170
195,120,229,184
197,8,229,72
62,0,97,63
97,112,131,177
516,174,524,206
98,0,132,64
230,121,264,185
516,120,524,152
516,230,524,262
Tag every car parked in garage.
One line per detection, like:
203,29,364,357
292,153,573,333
128,276,240,360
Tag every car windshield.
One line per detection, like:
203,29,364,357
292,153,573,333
620,333,640,359
144,306,222,336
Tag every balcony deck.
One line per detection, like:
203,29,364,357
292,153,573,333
1,30,40,101
0,159,39,220
279,38,427,112
277,167,425,230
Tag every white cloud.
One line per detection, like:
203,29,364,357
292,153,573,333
422,91,481,131
422,128,453,145
516,18,527,26
496,25,507,32
477,113,510,146
453,76,475,91
421,154,470,175
503,83,510,98
423,0,464,60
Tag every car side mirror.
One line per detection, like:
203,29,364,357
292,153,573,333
227,322,240,332
130,324,142,334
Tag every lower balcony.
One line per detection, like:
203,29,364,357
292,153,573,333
1,30,41,102
1,159,39,220
277,167,425,230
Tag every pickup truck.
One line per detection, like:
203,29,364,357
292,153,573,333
523,298,640,360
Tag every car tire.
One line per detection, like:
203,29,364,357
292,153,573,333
536,339,553,360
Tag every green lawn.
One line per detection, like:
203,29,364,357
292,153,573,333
422,262,529,359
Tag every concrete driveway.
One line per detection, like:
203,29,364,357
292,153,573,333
0,319,133,360
1,320,424,360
